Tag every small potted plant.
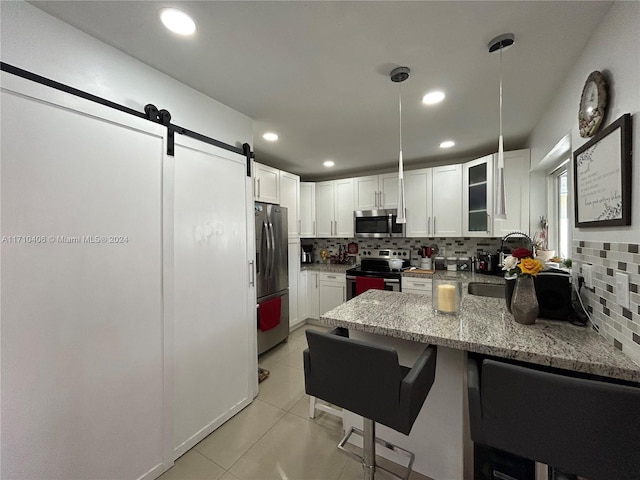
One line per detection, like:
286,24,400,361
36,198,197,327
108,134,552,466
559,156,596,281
534,216,555,262
502,248,544,324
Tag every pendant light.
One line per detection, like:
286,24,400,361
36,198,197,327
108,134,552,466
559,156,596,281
489,33,515,221
390,66,410,223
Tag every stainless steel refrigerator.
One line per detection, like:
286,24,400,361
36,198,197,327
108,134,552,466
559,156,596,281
255,202,289,355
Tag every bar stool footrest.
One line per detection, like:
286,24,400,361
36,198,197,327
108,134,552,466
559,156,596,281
337,426,415,480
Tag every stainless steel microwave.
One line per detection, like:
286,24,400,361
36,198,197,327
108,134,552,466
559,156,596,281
354,209,405,238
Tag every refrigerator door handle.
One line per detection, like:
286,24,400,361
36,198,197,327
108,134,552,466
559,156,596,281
268,220,276,278
263,220,271,277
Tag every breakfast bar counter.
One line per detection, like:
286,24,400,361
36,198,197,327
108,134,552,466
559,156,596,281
320,289,640,383
319,288,640,480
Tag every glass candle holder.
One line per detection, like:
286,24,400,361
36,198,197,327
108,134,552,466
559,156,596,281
432,278,462,315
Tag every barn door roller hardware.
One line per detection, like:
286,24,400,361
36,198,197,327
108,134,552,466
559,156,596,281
1,62,253,176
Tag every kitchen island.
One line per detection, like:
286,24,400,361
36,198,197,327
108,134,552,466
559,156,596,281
319,288,640,479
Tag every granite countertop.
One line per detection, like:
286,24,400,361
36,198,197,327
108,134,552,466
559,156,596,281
320,289,640,383
300,263,354,273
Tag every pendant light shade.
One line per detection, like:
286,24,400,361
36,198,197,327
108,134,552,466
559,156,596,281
489,33,514,221
390,66,410,224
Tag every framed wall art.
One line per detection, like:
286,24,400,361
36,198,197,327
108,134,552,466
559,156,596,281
573,113,632,227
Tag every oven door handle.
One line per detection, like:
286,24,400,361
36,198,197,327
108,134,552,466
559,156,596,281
384,278,400,284
346,275,357,280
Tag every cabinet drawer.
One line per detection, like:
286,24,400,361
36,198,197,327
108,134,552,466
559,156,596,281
403,278,432,293
319,272,345,284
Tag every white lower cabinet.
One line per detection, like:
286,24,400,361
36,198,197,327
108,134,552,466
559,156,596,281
402,277,433,297
298,271,308,320
300,270,321,320
308,272,320,320
319,272,346,316
288,240,302,330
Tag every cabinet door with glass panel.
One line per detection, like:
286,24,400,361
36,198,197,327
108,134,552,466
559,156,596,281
463,154,494,237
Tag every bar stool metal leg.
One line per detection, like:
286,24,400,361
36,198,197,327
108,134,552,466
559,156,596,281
362,418,376,480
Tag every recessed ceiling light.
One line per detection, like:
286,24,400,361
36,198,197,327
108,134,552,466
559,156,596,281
323,160,335,167
160,8,196,36
422,91,445,105
262,132,279,142
439,140,455,149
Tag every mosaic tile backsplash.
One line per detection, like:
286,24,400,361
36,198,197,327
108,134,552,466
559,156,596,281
301,237,507,266
573,240,640,365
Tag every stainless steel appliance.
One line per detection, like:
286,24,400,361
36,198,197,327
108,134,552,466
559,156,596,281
301,244,313,264
255,202,289,355
354,209,406,238
534,269,572,321
346,248,410,300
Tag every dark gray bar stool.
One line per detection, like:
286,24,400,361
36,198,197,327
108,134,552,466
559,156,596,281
468,357,640,480
303,327,437,480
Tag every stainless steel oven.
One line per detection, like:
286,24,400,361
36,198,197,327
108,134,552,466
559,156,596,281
346,274,400,300
345,248,410,300
354,209,405,238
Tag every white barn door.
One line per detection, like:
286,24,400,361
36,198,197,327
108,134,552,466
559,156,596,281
171,136,255,458
1,74,166,479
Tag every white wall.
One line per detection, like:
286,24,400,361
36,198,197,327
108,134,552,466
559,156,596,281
0,0,252,150
526,1,640,363
527,0,640,244
1,1,256,478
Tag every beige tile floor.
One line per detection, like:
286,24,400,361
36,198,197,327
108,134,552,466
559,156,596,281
159,324,432,480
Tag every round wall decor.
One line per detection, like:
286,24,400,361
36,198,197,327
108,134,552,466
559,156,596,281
578,70,607,138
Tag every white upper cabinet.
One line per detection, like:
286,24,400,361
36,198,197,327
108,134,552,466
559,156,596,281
279,170,300,238
335,178,355,237
354,173,399,210
379,173,399,209
462,154,494,237
254,161,280,204
299,182,316,238
405,168,432,237
493,149,530,237
354,175,378,210
316,178,354,238
405,165,462,237
315,181,334,237
432,164,463,236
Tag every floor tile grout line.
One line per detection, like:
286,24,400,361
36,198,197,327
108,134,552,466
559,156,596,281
193,398,288,475
224,407,303,476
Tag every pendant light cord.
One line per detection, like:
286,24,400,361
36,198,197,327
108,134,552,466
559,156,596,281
499,46,503,144
398,80,403,158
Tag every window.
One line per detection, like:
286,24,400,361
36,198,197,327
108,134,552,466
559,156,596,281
548,160,570,259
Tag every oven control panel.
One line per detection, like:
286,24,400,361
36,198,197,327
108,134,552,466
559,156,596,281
360,248,411,259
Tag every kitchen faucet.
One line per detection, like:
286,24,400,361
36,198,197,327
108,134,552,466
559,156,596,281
499,231,535,266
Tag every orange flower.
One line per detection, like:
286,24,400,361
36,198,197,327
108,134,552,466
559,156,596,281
519,258,543,276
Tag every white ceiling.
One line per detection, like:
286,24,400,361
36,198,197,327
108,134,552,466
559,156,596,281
29,1,612,180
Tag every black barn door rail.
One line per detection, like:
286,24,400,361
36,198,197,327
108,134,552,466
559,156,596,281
1,62,253,176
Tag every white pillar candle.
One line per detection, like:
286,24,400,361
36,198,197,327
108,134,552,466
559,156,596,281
437,284,457,313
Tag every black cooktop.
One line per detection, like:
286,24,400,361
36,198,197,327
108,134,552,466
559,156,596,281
347,248,411,278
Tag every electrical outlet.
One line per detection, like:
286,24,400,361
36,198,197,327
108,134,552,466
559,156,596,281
615,272,630,309
582,264,593,289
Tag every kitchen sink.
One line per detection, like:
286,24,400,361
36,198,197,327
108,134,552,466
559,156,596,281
467,282,505,298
